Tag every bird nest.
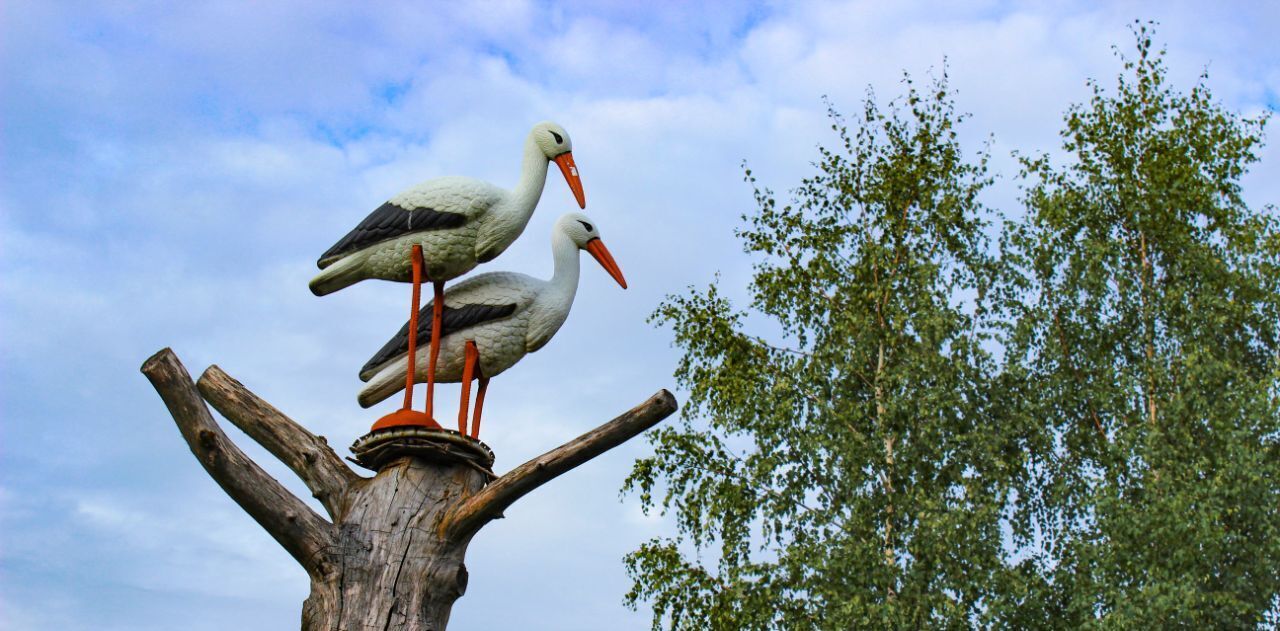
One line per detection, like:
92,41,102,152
350,426,495,475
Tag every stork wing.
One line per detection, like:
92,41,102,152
317,177,505,269
316,202,466,268
358,272,539,381
358,303,516,380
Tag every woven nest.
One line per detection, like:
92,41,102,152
350,426,495,475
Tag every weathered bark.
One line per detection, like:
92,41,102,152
443,391,680,539
141,348,677,630
198,365,360,519
141,350,335,574
302,457,485,631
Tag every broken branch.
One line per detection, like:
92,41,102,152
444,389,678,538
198,365,361,519
142,348,336,575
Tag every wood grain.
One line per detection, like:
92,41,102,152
141,349,335,575
444,390,678,539
198,365,361,519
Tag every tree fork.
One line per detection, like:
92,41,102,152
141,348,677,630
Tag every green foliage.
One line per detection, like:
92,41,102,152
625,24,1280,630
1002,24,1280,628
625,72,1032,629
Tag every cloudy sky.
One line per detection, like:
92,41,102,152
1,1,1276,629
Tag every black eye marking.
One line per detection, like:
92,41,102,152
578,220,594,232
550,131,564,144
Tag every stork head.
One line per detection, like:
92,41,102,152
532,121,585,209
559,212,626,289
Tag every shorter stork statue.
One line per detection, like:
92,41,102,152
358,213,626,437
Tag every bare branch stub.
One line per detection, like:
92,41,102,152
198,365,361,519
444,389,678,538
141,348,336,575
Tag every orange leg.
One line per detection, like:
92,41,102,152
471,375,490,439
370,246,438,432
424,280,444,420
401,245,424,411
458,340,478,434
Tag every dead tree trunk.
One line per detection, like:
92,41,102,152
141,348,677,630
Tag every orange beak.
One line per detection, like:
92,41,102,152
585,238,627,289
552,152,586,209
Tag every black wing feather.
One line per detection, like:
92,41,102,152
317,202,468,268
360,303,518,378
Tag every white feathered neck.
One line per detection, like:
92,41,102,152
525,228,581,351
484,132,552,244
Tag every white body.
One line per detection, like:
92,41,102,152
358,215,598,408
311,122,577,294
361,178,504,282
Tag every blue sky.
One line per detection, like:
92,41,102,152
1,1,1277,629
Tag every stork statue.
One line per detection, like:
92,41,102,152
357,213,626,438
310,122,585,430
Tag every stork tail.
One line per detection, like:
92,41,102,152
308,253,368,296
358,362,407,408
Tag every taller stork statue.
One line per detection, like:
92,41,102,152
309,122,585,430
